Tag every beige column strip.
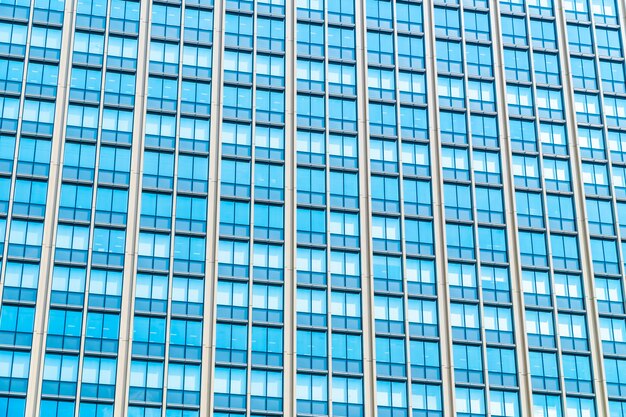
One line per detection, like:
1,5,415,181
24,0,79,415
353,0,378,416
489,1,535,414
552,0,612,413
283,0,298,415
113,0,153,414
421,0,456,414
201,0,224,415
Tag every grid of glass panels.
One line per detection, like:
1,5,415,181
501,0,601,415
435,0,524,414
1,0,626,416
0,0,67,415
215,0,286,416
38,0,140,415
129,0,214,416
365,1,446,417
562,0,626,415
295,0,365,415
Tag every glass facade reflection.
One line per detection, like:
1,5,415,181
0,0,625,416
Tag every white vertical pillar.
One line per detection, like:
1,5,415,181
421,0,457,414
552,0,611,413
113,0,153,414
201,0,225,415
353,0,378,415
489,1,535,414
24,0,79,414
283,0,298,415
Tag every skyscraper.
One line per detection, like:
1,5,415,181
1,0,626,416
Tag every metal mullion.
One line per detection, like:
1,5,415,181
23,0,82,413
245,3,259,414
489,0,535,413
113,0,155,413
159,1,188,414
421,0,457,414
387,1,416,414
322,1,333,412
513,1,572,411
553,0,616,413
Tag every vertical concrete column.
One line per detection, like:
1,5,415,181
283,0,298,415
552,0,611,413
353,0,378,416
201,0,225,415
24,0,79,414
113,0,153,414
490,1,535,414
421,0,457,414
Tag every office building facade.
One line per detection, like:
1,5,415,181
1,0,626,416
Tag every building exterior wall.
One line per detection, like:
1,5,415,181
0,0,625,416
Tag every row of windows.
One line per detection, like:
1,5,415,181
362,0,432,365
296,0,355,23
564,7,626,360
364,0,423,33
26,2,138,414
294,8,366,416
74,0,141,34
0,5,65,355
1,4,67,411
212,7,286,415
219,22,284,394
500,4,604,416
565,4,626,339
128,14,212,406
364,4,448,417
436,2,528,415
563,12,626,417
224,13,284,52
149,4,213,44
140,17,212,397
